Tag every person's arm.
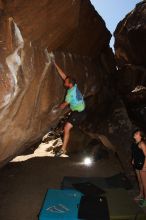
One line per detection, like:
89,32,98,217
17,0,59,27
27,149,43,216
59,102,69,109
139,141,146,156
54,62,67,81
139,141,146,169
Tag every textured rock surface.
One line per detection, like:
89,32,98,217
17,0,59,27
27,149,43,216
0,0,117,166
114,1,146,129
114,1,146,96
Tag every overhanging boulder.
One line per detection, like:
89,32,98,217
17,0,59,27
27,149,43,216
0,0,117,166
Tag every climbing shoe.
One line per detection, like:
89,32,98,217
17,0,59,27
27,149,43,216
139,199,146,207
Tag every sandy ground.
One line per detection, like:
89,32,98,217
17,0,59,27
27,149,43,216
0,139,145,220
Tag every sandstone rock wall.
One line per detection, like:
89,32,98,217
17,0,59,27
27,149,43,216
114,1,146,96
0,0,117,166
114,1,146,133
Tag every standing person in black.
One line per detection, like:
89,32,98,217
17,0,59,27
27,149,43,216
131,129,146,207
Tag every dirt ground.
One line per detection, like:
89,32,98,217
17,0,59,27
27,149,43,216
0,141,145,220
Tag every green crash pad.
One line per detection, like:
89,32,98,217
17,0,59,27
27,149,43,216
106,188,146,220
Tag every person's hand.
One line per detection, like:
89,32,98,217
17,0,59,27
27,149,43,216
59,102,68,109
132,159,134,165
59,103,66,109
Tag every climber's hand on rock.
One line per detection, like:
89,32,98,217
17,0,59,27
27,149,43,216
59,102,68,109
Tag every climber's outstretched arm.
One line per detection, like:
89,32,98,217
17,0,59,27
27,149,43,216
54,61,67,81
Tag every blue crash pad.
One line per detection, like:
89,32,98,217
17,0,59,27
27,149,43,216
39,189,82,220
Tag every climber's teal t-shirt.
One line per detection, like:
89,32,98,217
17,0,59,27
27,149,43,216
65,84,85,112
